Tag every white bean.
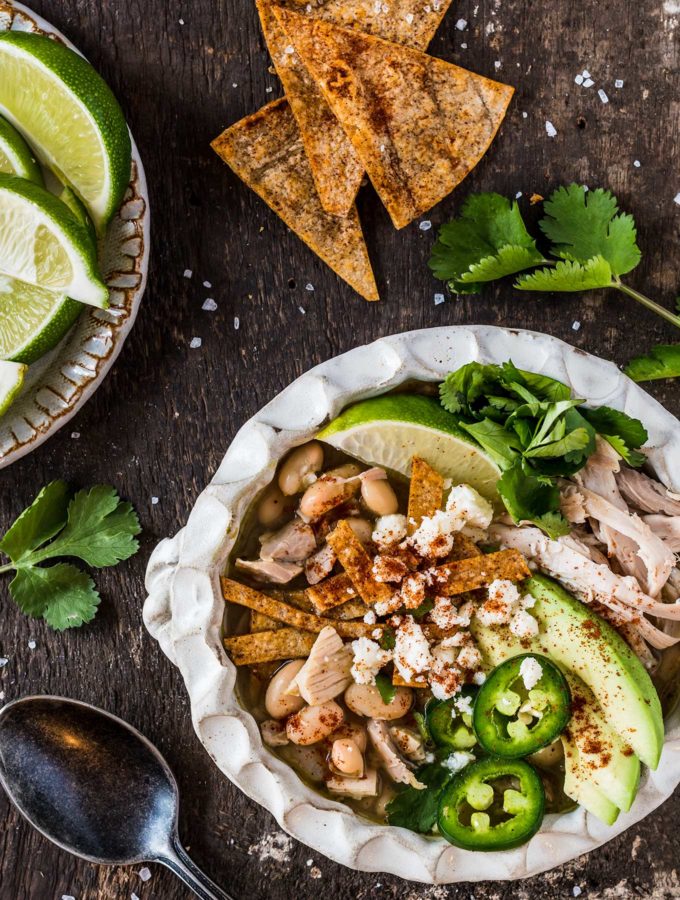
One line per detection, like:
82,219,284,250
286,700,345,745
361,477,399,516
331,738,364,777
344,683,413,720
278,442,324,496
329,721,368,752
265,660,306,719
338,517,373,544
257,484,292,527
299,464,362,520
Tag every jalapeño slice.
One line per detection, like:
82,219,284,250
426,686,478,751
473,654,570,758
438,757,545,851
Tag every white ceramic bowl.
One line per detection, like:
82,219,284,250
0,1,150,467
144,326,680,883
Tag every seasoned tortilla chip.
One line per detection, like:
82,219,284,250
257,0,363,216
431,549,530,597
225,628,317,665
407,456,444,535
211,98,378,300
222,577,381,637
260,0,454,217
273,9,515,228
251,610,282,631
306,572,359,611
326,520,394,607
450,531,484,561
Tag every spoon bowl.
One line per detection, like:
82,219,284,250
0,696,232,900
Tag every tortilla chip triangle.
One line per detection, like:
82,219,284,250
258,0,454,217
211,98,379,301
273,7,515,228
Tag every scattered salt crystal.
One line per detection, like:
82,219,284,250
515,191,522,199
202,298,218,311
62,896,76,900
522,111,528,118
0,658,8,668
139,867,152,882
598,88,609,103
434,293,445,305
461,42,468,48
572,320,581,331
183,269,192,278
574,73,584,85
234,317,240,330
306,859,313,866
305,283,315,291
178,18,184,25
419,220,432,231
28,640,36,650
545,120,557,138
405,12,414,23
71,432,80,439
232,83,238,88
189,337,202,349
633,160,641,168
265,86,273,93
615,78,624,88
456,17,467,29
494,60,501,70
203,281,212,288
573,888,583,898
674,193,680,205
582,69,591,78
132,895,140,900
151,497,159,505
583,77,594,88
298,306,306,314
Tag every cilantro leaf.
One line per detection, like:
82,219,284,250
624,344,680,382
10,563,100,631
459,419,521,469
581,406,648,467
43,486,141,567
429,193,544,285
0,481,70,564
386,763,452,833
439,362,502,416
539,184,641,276
375,672,397,705
523,426,591,459
515,256,614,292
497,464,570,539
0,482,141,630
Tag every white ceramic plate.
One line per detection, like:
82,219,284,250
144,326,680,884
0,0,150,467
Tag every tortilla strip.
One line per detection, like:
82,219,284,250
222,577,381,637
225,628,317,665
211,98,378,301
393,671,428,688
326,520,394,607
251,610,282,632
307,572,358,611
273,9,515,228
260,0,454,217
256,0,363,216
330,598,371,620
407,456,444,535
450,531,484,561
430,549,530,597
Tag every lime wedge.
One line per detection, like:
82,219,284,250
0,32,131,232
317,394,502,501
0,114,42,183
0,274,81,364
0,174,108,307
0,359,27,417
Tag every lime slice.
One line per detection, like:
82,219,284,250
0,359,27,417
0,274,81,364
317,394,502,500
59,186,96,240
0,174,108,307
0,32,131,232
0,114,42,183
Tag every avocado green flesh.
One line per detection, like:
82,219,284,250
524,575,664,770
561,732,620,826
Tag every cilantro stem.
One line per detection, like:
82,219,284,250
0,563,12,574
615,281,680,329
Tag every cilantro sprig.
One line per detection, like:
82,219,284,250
439,362,648,537
625,344,680,382
0,482,141,630
429,184,680,329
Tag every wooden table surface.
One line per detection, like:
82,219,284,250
1,0,679,897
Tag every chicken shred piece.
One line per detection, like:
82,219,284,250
259,518,317,562
617,467,680,516
367,719,426,789
235,558,303,583
305,543,337,584
289,625,353,705
326,767,379,797
643,515,680,552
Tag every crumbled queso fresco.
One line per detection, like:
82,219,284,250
519,656,544,690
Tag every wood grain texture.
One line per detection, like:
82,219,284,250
0,0,679,897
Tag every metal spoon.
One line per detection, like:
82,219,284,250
0,696,233,900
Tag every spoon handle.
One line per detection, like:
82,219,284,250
158,836,235,900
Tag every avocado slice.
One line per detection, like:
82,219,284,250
561,731,620,826
524,574,664,770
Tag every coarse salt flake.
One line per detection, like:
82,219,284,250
419,220,432,231
202,298,217,311
675,193,680,206
0,658,8,667
189,337,202,349
28,640,36,650
545,121,557,138
456,17,467,28
183,268,192,278
151,497,159,505
139,867,152,882
203,281,212,288
574,74,584,85
71,432,80,439
519,656,543,690
234,317,240,330
634,160,641,167
572,320,581,331
615,79,624,88
305,283,315,291
434,293,445,305
598,88,609,103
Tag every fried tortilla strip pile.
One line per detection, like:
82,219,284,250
258,0,453,216
326,519,394,607
211,98,378,301
222,577,381,638
225,628,317,665
307,571,359,611
432,548,530,597
407,456,444,535
273,8,515,228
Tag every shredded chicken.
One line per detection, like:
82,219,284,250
234,558,303,583
367,719,426,789
643,515,680,552
260,518,317,562
326,767,379,797
289,626,353,705
305,543,337,584
617,467,680,516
